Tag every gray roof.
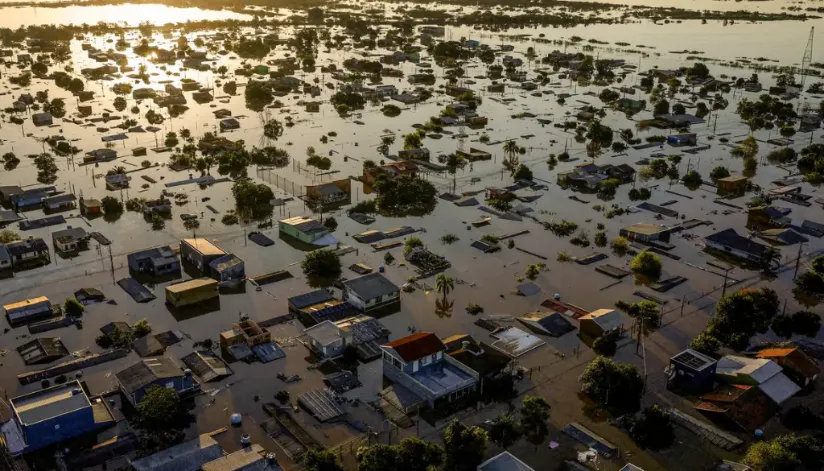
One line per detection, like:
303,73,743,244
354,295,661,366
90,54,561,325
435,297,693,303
129,246,176,262
303,320,345,347
11,380,90,425
52,226,89,241
115,357,183,394
478,452,535,471
42,194,77,205
342,273,399,300
0,245,10,263
130,433,223,471
288,289,334,309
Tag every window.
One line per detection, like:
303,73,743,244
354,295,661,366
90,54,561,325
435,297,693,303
421,356,432,367
166,381,175,389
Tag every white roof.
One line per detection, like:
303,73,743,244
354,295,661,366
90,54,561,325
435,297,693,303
716,355,782,384
490,327,545,357
758,372,801,405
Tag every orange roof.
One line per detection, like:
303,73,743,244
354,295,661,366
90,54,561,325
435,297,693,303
382,332,445,363
756,348,796,358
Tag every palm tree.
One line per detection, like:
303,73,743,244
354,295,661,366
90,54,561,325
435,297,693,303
761,247,782,273
503,140,519,171
378,135,395,157
435,273,454,302
615,300,661,354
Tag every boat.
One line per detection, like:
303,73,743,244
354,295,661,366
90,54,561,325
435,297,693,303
471,216,491,227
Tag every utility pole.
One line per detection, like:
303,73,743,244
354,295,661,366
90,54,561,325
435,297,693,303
794,242,806,280
721,267,731,297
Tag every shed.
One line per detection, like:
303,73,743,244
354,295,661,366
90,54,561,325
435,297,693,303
578,309,623,338
303,320,351,358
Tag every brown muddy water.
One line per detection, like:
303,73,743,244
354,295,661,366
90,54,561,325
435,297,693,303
0,4,822,470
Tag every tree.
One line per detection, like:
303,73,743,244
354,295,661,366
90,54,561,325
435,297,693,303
377,135,395,156
512,164,533,181
593,331,619,356
435,273,454,302
301,249,342,288
135,385,193,450
520,396,550,450
231,180,273,220
404,236,423,257
710,166,730,180
654,99,670,116
707,288,780,350
64,298,84,317
732,136,759,160
672,103,686,115
578,357,643,412
324,217,338,231
503,140,519,171
488,415,522,450
792,311,822,337
688,332,721,357
682,170,703,190
525,263,545,281
443,420,487,471
304,449,344,471
133,319,152,337
373,175,437,217
441,153,467,190
742,440,800,471
630,405,674,450
357,438,443,471
796,270,824,297
630,250,662,280
615,300,661,354
0,230,20,244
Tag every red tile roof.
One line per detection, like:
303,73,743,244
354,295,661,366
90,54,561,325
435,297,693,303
383,332,445,363
757,348,820,378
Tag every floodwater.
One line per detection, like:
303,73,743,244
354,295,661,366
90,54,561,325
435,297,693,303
0,4,252,27
0,2,823,470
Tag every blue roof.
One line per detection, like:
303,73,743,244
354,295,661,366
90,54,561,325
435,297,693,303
409,361,476,396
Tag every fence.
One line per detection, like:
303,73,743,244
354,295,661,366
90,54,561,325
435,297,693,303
256,167,305,198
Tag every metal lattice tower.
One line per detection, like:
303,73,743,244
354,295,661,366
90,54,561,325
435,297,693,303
801,27,814,88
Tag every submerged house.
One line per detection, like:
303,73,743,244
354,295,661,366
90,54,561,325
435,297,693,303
3,381,115,455
5,238,50,268
51,226,90,253
578,309,623,338
278,217,336,246
208,254,245,286
342,273,401,314
129,433,224,471
115,357,198,407
381,332,478,409
127,246,180,276
716,355,801,405
180,238,226,272
756,348,820,387
704,229,771,263
666,348,718,394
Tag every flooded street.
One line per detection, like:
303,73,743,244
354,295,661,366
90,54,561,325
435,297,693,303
0,1,823,470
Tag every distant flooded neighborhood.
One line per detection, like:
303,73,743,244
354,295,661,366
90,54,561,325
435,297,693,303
1,1,824,471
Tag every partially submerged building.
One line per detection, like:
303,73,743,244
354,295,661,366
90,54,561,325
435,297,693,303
704,229,771,264
716,355,801,405
115,357,198,407
3,381,115,455
165,278,219,307
129,432,223,471
381,332,478,409
278,217,336,246
342,273,401,315
128,246,180,276
666,349,718,394
180,238,226,272
4,296,53,326
578,309,623,339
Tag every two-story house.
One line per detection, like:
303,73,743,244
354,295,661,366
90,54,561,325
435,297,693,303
381,332,478,410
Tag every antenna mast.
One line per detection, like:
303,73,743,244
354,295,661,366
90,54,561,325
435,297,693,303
801,27,814,88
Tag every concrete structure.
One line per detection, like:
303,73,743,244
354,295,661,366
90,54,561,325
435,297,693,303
667,349,718,394
478,452,535,471
165,278,219,307
303,320,353,358
4,380,114,454
398,148,430,161
619,223,671,243
128,246,180,276
578,309,623,338
278,217,336,246
104,173,130,189
141,197,172,215
130,433,223,471
220,320,272,349
180,238,226,272
381,332,478,409
716,355,801,405
342,273,400,314
115,357,198,407
4,296,52,325
32,112,53,126
79,197,102,216
363,161,418,185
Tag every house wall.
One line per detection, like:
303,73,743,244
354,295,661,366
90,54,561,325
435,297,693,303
578,319,604,338
279,224,311,244
20,405,96,451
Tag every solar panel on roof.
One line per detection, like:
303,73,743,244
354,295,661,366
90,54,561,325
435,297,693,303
674,351,710,369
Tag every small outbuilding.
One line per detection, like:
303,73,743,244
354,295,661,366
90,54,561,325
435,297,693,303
578,309,624,338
